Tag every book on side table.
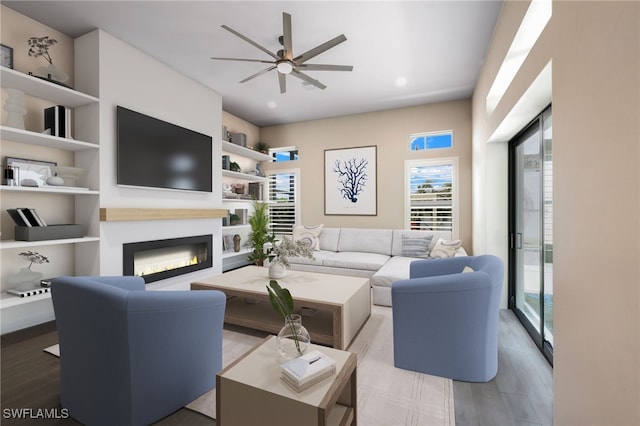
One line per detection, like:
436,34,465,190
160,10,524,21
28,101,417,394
280,350,336,392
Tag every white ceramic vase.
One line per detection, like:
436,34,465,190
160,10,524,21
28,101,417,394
3,89,27,130
269,260,287,279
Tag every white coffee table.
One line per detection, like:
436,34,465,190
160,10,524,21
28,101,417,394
191,266,371,349
216,335,357,426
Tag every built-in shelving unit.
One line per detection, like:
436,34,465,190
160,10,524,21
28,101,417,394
221,140,270,272
0,67,101,328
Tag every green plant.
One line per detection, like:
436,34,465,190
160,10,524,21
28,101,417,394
253,141,270,154
246,200,276,265
268,236,314,267
266,280,303,356
27,36,58,64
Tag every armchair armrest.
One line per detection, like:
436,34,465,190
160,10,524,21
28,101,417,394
409,257,471,278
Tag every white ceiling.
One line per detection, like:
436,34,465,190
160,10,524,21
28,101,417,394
4,1,503,127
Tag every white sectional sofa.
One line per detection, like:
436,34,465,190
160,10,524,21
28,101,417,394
286,227,467,306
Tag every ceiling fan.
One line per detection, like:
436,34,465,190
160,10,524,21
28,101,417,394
211,12,353,93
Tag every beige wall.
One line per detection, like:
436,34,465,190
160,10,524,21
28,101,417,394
223,110,261,146
260,99,473,252
473,0,640,424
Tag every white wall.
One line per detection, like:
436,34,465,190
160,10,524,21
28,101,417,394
76,29,224,290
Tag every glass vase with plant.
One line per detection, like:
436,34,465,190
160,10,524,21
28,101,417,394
27,36,68,83
267,280,310,359
8,251,50,291
267,236,314,278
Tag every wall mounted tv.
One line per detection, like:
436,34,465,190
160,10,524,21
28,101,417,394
117,106,213,192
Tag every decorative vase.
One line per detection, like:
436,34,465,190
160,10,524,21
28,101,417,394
233,234,241,252
3,89,27,130
269,260,287,279
35,63,69,83
276,314,310,361
7,268,43,292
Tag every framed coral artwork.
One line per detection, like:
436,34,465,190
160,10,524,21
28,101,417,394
324,145,377,215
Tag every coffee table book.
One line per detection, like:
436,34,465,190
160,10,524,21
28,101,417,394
280,350,336,392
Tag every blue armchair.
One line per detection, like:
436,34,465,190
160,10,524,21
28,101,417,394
391,255,504,382
51,276,226,426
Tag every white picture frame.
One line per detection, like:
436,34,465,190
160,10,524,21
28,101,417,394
324,145,377,215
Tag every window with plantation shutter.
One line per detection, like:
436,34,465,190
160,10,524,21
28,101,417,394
267,169,299,235
405,158,458,233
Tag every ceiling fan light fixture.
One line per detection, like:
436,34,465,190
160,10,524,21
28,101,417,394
277,60,294,74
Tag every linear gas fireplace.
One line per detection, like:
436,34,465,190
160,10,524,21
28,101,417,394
123,235,212,283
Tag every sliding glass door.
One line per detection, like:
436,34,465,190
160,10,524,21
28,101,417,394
509,106,553,364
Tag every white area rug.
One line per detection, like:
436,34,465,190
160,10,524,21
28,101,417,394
44,306,454,425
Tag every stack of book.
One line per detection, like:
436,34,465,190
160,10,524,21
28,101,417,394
7,208,47,227
280,350,336,392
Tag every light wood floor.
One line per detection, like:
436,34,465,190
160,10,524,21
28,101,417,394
1,309,552,426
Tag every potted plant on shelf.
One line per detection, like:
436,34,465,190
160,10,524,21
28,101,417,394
247,200,276,266
7,251,50,292
27,35,69,83
266,280,310,359
253,141,270,154
267,236,314,279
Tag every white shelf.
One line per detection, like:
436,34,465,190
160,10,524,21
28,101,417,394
1,67,99,107
1,291,51,309
1,185,99,195
222,140,271,162
222,247,252,259
222,169,268,182
222,224,250,231
0,236,100,250
222,197,257,203
0,126,98,151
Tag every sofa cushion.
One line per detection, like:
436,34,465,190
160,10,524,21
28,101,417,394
430,238,463,258
401,234,433,258
318,228,341,252
337,228,393,255
391,230,454,256
371,256,416,289
322,252,390,271
287,250,333,267
293,224,324,250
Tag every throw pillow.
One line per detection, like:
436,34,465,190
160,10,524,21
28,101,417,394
401,234,433,258
429,238,463,259
462,266,474,273
293,224,324,250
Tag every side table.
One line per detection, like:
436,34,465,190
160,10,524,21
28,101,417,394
217,335,357,426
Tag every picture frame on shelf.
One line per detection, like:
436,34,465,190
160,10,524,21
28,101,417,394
324,145,377,216
1,44,13,69
5,156,57,187
223,234,235,251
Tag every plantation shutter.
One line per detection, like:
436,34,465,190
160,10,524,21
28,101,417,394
409,163,454,232
268,171,297,235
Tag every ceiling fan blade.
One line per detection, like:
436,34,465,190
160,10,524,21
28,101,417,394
297,64,353,72
221,25,279,60
278,72,287,94
282,12,293,60
211,57,275,64
239,65,277,83
290,69,327,90
293,34,347,64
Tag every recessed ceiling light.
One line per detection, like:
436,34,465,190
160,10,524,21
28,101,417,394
267,101,277,109
396,77,407,87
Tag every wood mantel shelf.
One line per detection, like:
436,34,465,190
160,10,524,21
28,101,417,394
100,208,228,222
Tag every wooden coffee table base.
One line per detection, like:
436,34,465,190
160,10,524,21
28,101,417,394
191,266,371,350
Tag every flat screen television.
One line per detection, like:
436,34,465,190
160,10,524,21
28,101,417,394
117,106,213,192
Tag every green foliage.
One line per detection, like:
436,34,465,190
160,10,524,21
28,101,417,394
246,200,276,265
27,36,58,64
266,280,294,318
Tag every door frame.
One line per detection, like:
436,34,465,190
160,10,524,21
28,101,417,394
508,104,553,365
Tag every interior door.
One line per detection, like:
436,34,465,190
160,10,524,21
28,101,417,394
509,106,553,364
